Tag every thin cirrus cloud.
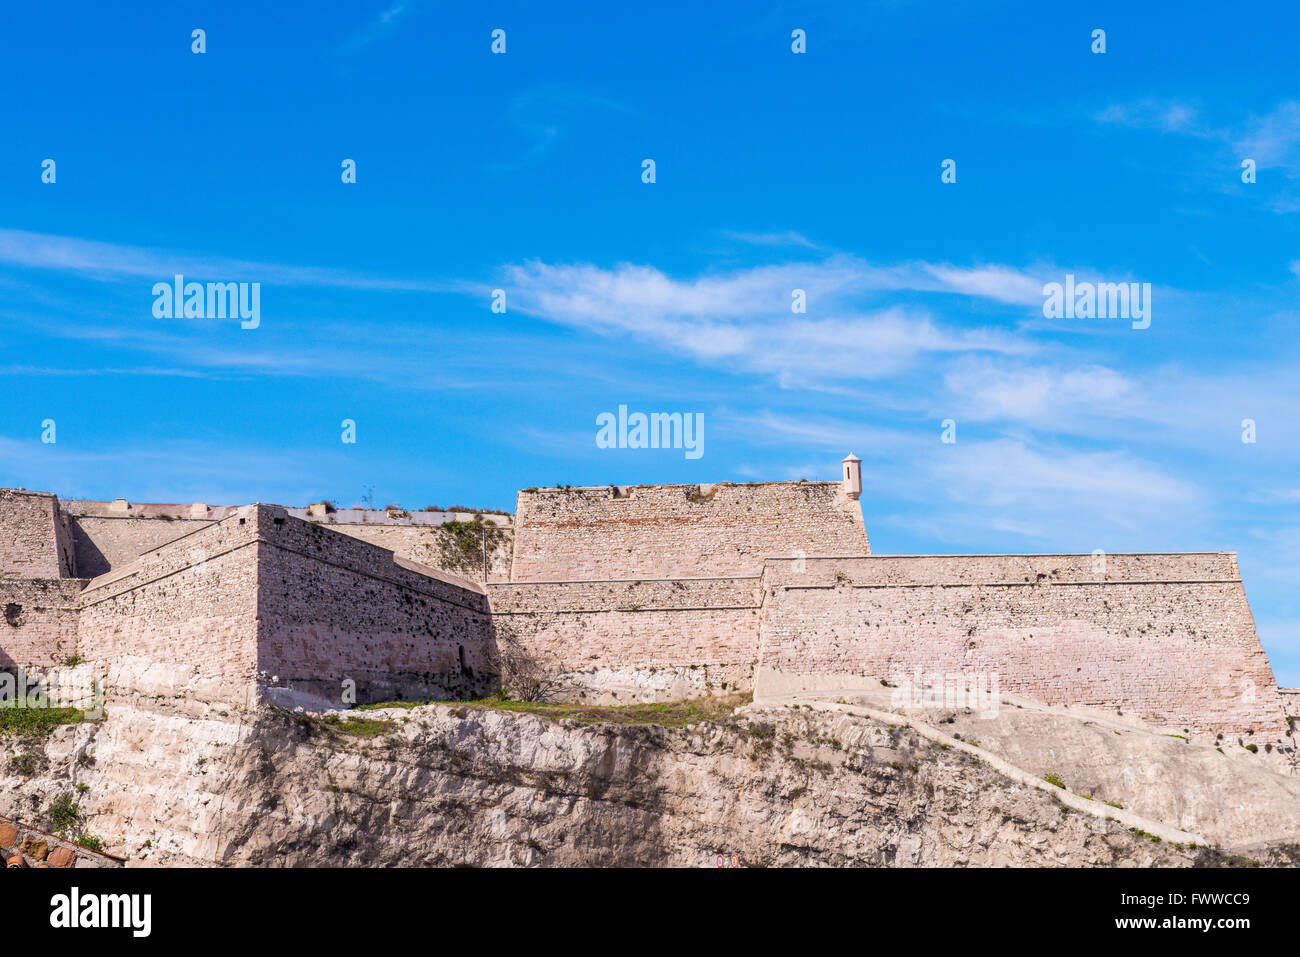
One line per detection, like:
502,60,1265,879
721,229,821,249
1237,100,1300,171
1096,97,1300,174
339,1,417,55
489,87,633,173
499,257,1044,382
717,411,1206,545
942,359,1142,426
0,227,455,293
1094,98,1220,137
925,438,1206,545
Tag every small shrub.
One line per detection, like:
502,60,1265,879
49,793,80,836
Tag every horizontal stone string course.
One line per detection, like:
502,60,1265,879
771,578,1245,590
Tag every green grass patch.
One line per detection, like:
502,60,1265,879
1043,771,1066,789
457,692,752,728
319,714,396,737
0,698,85,735
355,700,423,711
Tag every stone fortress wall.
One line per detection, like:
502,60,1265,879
488,576,763,700
0,456,1292,736
76,507,264,709
1,489,75,579
0,491,85,668
61,498,511,582
72,503,495,709
256,506,494,707
755,554,1288,735
0,578,86,670
510,481,869,581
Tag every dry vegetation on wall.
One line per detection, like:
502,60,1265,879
484,615,567,702
436,519,509,576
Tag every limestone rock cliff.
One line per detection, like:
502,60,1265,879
2,696,1266,867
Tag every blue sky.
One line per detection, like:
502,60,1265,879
2,2,1300,682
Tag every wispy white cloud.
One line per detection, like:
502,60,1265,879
719,409,1206,547
501,257,1042,383
342,1,415,53
717,410,915,454
0,364,219,379
722,229,820,249
943,359,1141,426
0,227,454,292
489,87,631,173
1095,99,1220,138
1094,98,1300,208
918,263,1044,306
934,438,1200,512
1236,100,1300,172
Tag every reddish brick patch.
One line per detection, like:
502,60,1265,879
47,847,76,868
0,823,18,847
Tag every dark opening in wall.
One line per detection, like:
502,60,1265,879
4,603,21,627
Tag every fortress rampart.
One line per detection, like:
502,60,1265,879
0,578,85,669
755,555,1287,734
77,507,263,708
256,507,494,706
0,455,1291,736
1,490,75,579
74,506,495,709
488,576,762,700
510,481,869,581
59,498,511,582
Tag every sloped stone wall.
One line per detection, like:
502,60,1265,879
320,521,514,582
256,510,494,707
77,511,262,709
0,814,124,869
756,555,1289,736
67,515,214,579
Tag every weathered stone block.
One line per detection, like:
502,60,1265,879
47,846,76,868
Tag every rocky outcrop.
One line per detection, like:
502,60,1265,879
0,696,1247,867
